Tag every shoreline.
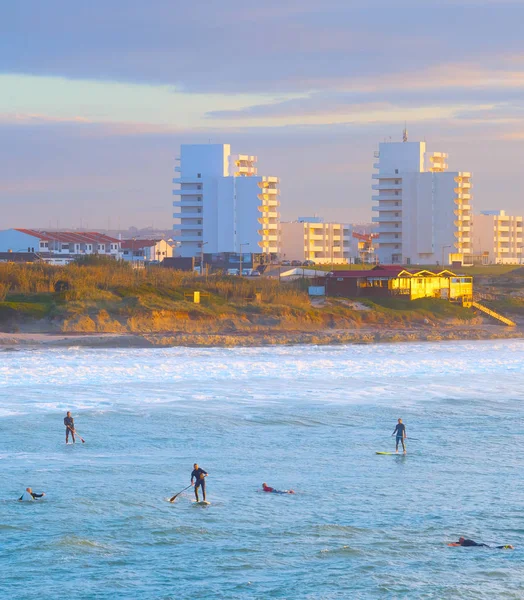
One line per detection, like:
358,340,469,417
0,324,522,349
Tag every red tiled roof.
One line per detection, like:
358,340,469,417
14,229,120,245
15,229,51,241
329,268,407,278
120,239,160,249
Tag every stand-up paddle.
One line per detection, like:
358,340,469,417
67,425,85,443
169,485,192,503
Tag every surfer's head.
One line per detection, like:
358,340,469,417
398,418,402,423
67,411,71,417
194,463,198,469
26,487,32,493
459,537,465,543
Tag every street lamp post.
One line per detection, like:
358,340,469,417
239,242,250,276
442,245,452,267
200,242,208,275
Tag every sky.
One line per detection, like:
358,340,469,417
1,0,524,229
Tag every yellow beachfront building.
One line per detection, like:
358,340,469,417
326,266,473,305
389,269,473,303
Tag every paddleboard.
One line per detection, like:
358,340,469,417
376,451,407,455
192,501,211,506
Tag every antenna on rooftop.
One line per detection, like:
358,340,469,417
403,123,408,143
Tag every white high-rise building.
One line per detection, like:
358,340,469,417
172,144,280,258
372,133,472,265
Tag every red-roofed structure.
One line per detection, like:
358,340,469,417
0,228,122,264
325,265,472,302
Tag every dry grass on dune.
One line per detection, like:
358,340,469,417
0,261,495,335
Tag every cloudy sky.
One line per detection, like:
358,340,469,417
1,0,523,229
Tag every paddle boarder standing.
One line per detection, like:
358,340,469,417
392,418,407,454
191,463,208,502
64,411,75,444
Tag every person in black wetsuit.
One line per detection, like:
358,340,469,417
448,537,514,549
19,487,45,501
191,463,208,502
392,418,407,454
64,411,75,444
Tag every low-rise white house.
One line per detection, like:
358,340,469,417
472,210,523,264
0,229,121,264
120,239,175,264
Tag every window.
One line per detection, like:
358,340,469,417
395,234,399,239
395,213,399,217
197,220,202,224
197,184,202,190
198,232,202,236
395,202,399,206
197,173,201,178
395,169,399,174
395,245,399,249
198,197,202,202
395,191,399,196
197,208,202,213
395,224,399,228
395,180,399,184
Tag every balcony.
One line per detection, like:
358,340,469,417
172,176,202,184
376,226,402,234
378,235,402,243
372,215,402,223
374,205,402,213
176,212,203,219
373,194,403,202
174,223,203,230
172,235,204,242
174,198,204,207
372,183,402,191
258,207,278,218
176,188,203,195
234,166,257,175
308,234,324,241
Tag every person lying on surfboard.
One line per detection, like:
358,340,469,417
19,487,45,501
262,483,295,495
191,463,208,502
448,537,514,549
392,418,407,454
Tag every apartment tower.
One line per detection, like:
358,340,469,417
473,210,523,264
372,132,472,265
172,144,280,258
280,218,352,264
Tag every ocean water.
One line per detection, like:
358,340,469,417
1,339,523,599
